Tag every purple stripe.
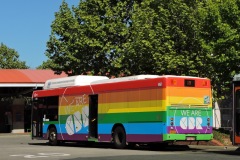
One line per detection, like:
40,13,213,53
98,134,112,142
127,134,163,142
57,134,89,141
54,133,163,143
97,134,163,142
56,134,112,142
43,133,48,140
167,126,212,134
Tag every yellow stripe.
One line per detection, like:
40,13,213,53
98,100,167,113
168,96,212,105
58,95,212,115
59,105,88,115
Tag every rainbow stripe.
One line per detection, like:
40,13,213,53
40,76,213,142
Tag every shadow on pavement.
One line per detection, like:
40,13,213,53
28,142,49,146
28,141,200,152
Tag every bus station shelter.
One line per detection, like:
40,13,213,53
0,69,67,133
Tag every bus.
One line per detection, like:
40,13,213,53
31,74,213,148
232,74,240,145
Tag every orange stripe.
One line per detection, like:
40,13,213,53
168,87,211,97
58,87,211,105
99,89,163,103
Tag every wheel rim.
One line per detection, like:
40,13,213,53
50,131,56,141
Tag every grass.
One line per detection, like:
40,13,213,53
213,129,231,145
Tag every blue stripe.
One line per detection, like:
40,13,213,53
98,123,167,134
43,123,89,134
43,122,167,135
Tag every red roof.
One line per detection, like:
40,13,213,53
0,69,68,83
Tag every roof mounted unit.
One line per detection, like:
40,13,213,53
91,75,160,85
233,74,240,81
43,75,109,89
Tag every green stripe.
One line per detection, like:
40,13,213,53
56,108,212,124
57,112,166,124
167,108,212,117
58,115,72,124
98,111,167,124
43,121,58,125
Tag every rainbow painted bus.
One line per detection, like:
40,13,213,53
31,75,213,148
232,74,240,145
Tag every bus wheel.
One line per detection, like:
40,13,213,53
49,128,57,146
113,126,126,149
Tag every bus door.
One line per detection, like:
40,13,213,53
31,99,44,139
89,95,98,139
233,88,240,145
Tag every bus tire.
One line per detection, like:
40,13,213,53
48,127,58,146
113,126,126,149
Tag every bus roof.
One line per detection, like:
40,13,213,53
42,74,209,90
233,74,240,81
91,75,160,85
43,75,109,90
92,75,209,84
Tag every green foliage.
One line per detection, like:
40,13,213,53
213,129,230,145
45,0,240,101
196,0,240,101
36,59,54,69
0,43,29,69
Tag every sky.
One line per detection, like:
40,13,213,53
0,0,78,69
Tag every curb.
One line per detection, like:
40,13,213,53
0,133,30,136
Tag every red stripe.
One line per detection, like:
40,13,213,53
33,77,210,98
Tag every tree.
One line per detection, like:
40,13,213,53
0,43,29,69
122,0,203,76
196,0,240,100
36,59,54,69
120,0,165,75
45,0,240,101
46,0,134,76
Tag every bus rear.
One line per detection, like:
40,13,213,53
164,76,213,142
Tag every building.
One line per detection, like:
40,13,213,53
0,69,67,133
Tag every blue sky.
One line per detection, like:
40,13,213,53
0,0,78,69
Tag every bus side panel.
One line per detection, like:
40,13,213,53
57,94,90,141
97,87,167,143
42,122,89,141
97,112,167,142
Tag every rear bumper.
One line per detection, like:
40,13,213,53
163,133,213,141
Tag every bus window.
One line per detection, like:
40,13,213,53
43,96,59,121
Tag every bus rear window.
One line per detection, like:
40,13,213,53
184,79,195,87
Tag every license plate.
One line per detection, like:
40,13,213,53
186,137,195,140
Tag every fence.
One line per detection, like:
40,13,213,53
213,101,232,130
